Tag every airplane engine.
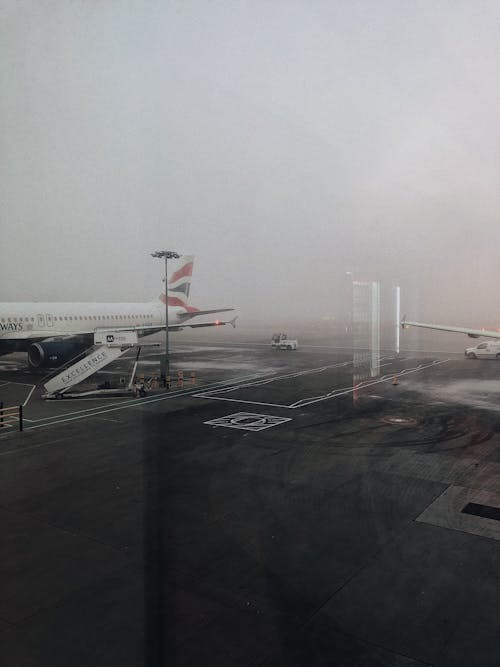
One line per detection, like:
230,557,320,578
28,340,89,369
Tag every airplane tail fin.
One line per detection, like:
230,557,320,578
159,255,199,313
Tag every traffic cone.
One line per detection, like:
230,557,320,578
392,375,399,386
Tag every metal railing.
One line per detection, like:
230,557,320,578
0,402,23,432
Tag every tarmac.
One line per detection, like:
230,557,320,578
1,330,500,665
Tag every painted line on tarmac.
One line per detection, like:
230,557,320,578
194,359,451,409
291,359,451,407
19,371,275,431
193,360,355,399
22,385,37,407
23,371,267,424
180,339,460,354
20,357,381,431
4,380,38,387
193,356,393,400
0,382,37,409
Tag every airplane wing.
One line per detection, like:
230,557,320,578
169,316,238,330
177,308,234,321
401,317,500,340
105,315,238,333
7,315,238,341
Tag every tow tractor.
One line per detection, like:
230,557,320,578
271,333,299,350
41,330,158,399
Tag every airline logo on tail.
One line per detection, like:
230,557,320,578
159,255,199,313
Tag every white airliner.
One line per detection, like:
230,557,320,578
0,255,236,369
401,316,500,341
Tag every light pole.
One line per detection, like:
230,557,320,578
394,282,400,355
151,250,180,387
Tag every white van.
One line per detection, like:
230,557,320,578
465,340,500,359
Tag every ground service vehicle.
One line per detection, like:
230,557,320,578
279,338,298,350
271,333,298,350
465,341,500,359
272,333,286,347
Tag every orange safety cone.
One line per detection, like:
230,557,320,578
392,375,399,386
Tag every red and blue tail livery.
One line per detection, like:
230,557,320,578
0,254,236,369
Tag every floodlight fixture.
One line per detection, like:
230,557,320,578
151,250,180,260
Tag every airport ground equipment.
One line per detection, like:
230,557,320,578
464,340,500,359
42,330,157,399
0,402,23,431
272,333,287,347
271,333,298,350
279,338,299,350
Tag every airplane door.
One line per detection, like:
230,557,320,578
37,314,45,328
46,314,53,327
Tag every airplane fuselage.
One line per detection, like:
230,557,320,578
0,255,235,367
0,301,185,346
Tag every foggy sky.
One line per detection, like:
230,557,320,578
1,1,499,324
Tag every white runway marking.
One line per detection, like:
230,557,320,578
0,382,37,408
290,359,450,408
193,357,384,403
4,380,38,387
0,356,451,435
22,385,37,407
7,371,274,433
194,359,451,409
181,339,464,355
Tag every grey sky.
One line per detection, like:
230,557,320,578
1,1,499,323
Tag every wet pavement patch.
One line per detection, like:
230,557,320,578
462,502,500,522
381,415,417,426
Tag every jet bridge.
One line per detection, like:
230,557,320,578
42,330,144,398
